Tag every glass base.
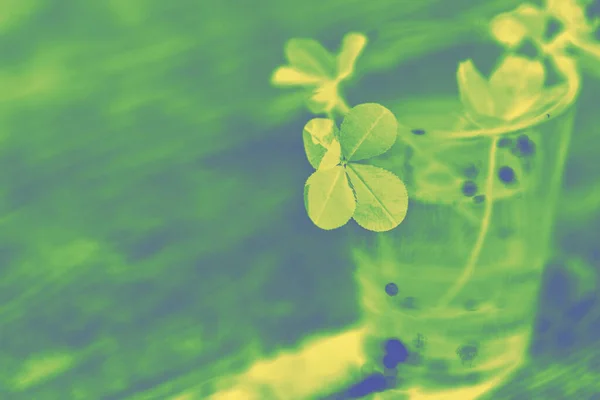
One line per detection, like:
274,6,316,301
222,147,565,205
375,360,521,400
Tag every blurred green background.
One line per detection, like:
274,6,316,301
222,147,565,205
1,0,600,399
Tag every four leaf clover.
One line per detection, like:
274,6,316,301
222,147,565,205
303,103,409,232
270,32,368,115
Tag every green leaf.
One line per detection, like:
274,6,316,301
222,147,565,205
285,38,337,80
489,12,528,48
346,163,408,232
339,103,398,162
336,32,368,80
271,66,325,87
511,4,546,40
302,118,337,169
318,138,342,170
488,55,545,121
510,83,569,125
304,167,356,230
490,4,546,46
457,59,496,118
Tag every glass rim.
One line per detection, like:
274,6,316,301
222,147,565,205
421,56,581,140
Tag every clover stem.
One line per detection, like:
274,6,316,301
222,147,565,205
543,28,600,63
541,31,572,55
336,96,351,115
570,35,600,60
435,136,499,310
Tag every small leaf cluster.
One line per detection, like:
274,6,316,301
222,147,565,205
270,32,367,115
303,103,408,232
489,0,599,52
456,54,566,127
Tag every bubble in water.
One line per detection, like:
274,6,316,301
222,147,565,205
497,166,516,184
461,180,478,197
384,338,409,363
385,282,399,296
515,134,536,157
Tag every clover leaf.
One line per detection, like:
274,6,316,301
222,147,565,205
345,164,408,232
304,166,356,230
457,55,547,124
336,33,368,80
285,38,337,80
488,55,545,120
271,32,368,115
456,60,497,119
340,103,398,161
318,138,342,170
272,39,336,86
489,4,547,49
302,118,339,170
302,103,410,232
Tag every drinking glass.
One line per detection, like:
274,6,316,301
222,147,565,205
349,39,581,399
